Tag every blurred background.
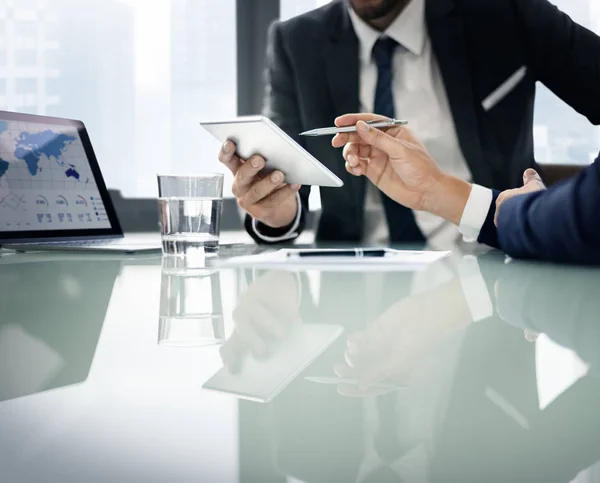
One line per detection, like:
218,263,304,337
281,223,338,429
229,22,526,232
0,0,597,201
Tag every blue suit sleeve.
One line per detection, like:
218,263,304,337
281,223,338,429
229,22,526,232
495,158,600,264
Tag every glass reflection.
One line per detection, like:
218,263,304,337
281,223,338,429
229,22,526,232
158,268,225,347
0,257,120,401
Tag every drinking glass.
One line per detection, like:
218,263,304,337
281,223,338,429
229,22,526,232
157,174,224,258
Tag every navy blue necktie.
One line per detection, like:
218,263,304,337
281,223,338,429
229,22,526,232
372,37,424,244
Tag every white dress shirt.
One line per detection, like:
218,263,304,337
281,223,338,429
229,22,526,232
251,0,492,245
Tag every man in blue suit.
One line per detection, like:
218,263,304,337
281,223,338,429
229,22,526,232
333,113,600,264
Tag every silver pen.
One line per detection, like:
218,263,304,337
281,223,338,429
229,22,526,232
300,118,408,137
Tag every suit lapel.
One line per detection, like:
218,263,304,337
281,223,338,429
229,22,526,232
426,0,493,187
323,3,366,205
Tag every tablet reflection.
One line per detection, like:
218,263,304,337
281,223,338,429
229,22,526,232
204,270,343,402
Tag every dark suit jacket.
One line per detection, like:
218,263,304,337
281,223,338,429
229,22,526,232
246,0,600,244
478,156,600,264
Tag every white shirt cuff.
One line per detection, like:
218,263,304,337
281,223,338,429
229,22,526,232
459,184,494,242
458,255,494,322
250,192,302,243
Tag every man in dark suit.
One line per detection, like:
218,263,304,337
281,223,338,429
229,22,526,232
334,112,600,263
219,0,600,246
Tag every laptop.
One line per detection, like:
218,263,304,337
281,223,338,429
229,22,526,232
0,110,161,253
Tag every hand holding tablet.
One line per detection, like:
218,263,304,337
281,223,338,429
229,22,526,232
204,116,344,231
203,116,343,187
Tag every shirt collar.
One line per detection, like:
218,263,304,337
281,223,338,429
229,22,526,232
348,0,426,63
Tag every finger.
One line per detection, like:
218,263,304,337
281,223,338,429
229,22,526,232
344,347,375,370
218,141,243,175
233,155,266,195
355,120,403,156
342,142,358,164
332,113,393,149
356,362,395,389
332,132,350,148
232,307,268,357
238,170,286,209
331,126,392,148
334,122,413,149
333,131,372,147
495,191,507,209
346,332,370,358
494,192,509,227
524,330,540,342
250,183,301,217
523,168,543,185
343,142,371,164
334,113,390,127
333,361,354,378
495,187,523,226
494,199,502,227
345,160,367,176
219,333,247,374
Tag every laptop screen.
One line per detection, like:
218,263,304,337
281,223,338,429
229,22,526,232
0,111,122,241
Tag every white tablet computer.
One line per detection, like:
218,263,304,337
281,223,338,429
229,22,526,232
200,116,344,187
202,323,343,403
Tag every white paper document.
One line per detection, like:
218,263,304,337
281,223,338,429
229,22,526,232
216,248,451,271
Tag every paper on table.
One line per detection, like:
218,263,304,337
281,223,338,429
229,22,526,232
215,248,451,272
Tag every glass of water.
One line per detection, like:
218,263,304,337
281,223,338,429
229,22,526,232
157,174,224,257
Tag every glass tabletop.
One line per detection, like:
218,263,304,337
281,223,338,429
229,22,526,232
1,244,599,483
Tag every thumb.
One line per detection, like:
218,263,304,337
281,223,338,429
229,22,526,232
356,120,402,157
523,168,542,185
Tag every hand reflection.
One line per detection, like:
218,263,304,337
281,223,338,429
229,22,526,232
219,270,301,373
333,278,473,397
494,261,600,357
494,274,541,343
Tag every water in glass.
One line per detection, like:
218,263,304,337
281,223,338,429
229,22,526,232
158,196,222,255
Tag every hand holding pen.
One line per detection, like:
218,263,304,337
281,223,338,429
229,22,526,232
300,118,408,137
328,113,463,225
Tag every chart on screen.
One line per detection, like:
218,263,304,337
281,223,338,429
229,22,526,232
0,120,111,232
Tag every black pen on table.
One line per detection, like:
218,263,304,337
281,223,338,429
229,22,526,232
286,249,388,258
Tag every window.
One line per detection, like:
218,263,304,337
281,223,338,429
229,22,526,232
0,0,237,198
280,0,332,20
14,49,37,66
534,0,600,165
15,78,36,94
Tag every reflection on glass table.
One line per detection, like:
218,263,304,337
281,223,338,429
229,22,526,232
158,268,225,347
494,261,600,378
205,270,343,402
0,256,121,401
236,259,600,483
330,275,475,397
